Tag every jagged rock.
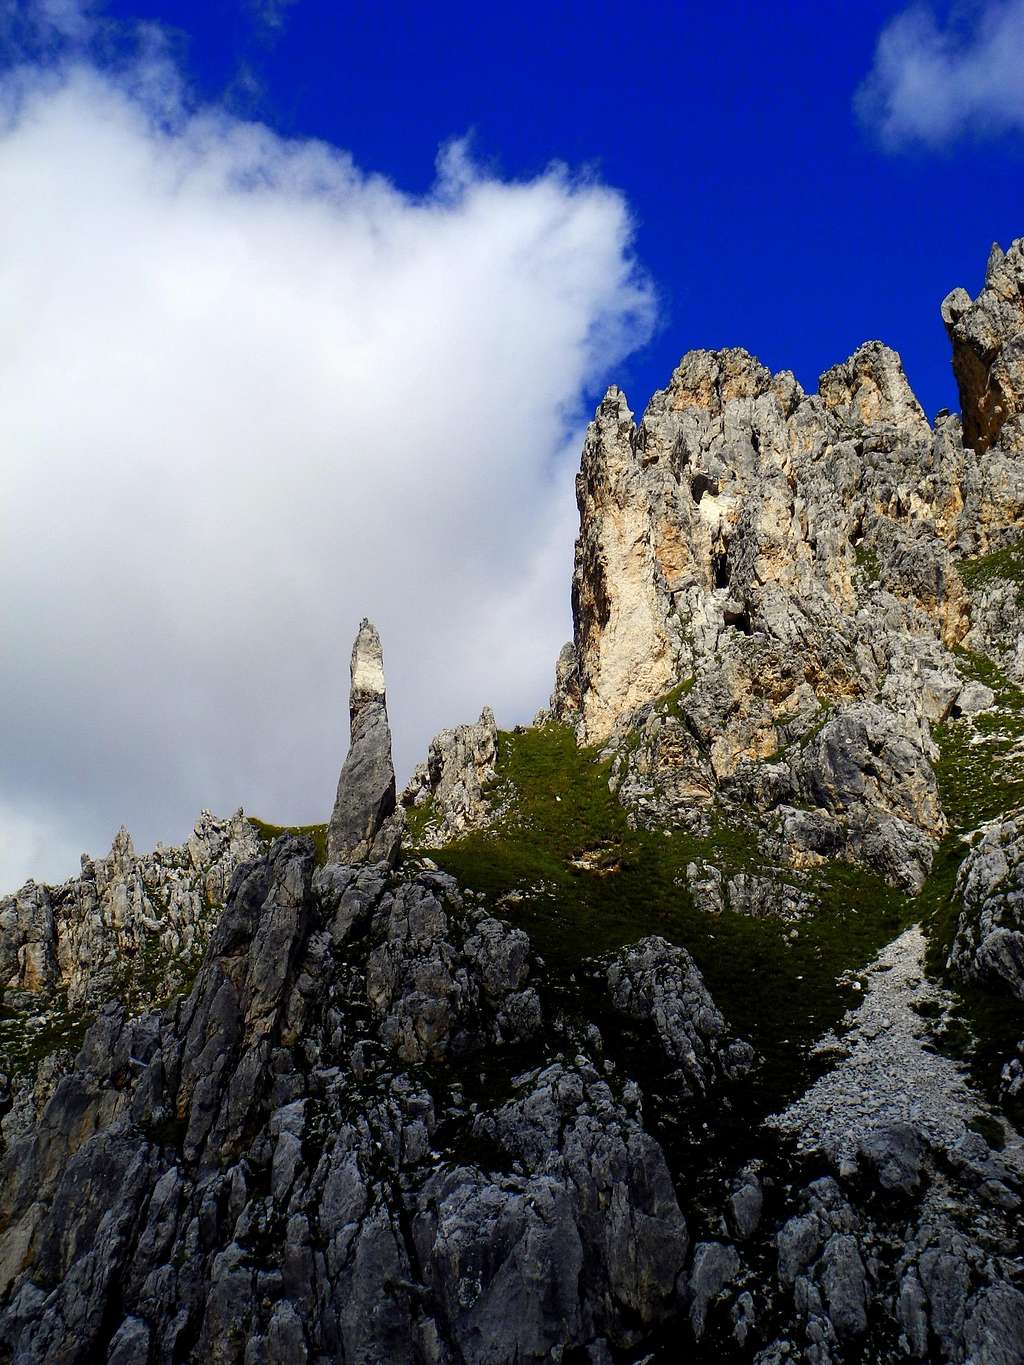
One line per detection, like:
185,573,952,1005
954,679,996,715
818,339,929,441
545,305,1024,888
327,619,404,866
949,815,1024,1000
558,384,683,742
727,1167,764,1241
795,702,943,892
0,840,714,1362
857,1122,926,1195
401,707,499,844
964,575,1024,684
604,936,754,1095
6,236,1024,1365
0,809,259,1011
942,239,1024,454
688,1240,740,1340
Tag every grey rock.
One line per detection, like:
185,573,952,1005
942,238,1024,454
949,815,1024,1000
327,618,404,866
955,680,997,715
817,1232,868,1340
0,840,694,1362
857,1122,926,1194
688,1240,740,1340
0,808,260,1011
963,1284,1024,1365
604,936,754,1094
727,1167,764,1241
401,707,499,844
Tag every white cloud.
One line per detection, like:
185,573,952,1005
245,0,298,35
0,52,654,893
857,0,1024,147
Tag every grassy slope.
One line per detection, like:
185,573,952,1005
414,723,912,1113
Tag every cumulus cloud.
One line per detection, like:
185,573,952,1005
0,39,654,892
857,0,1024,147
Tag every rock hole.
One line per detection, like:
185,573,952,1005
712,549,730,589
723,602,753,635
691,473,720,505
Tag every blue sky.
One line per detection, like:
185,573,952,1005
2,0,1023,889
104,0,1023,418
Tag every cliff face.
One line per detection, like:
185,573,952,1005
544,335,1024,898
3,241,1024,1364
943,240,1024,457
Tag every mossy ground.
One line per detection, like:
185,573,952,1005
411,721,913,1113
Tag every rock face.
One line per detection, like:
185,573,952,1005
401,707,499,844
2,839,1022,1364
0,810,259,1012
942,240,1024,455
949,815,1024,1001
604,936,755,1095
548,314,1024,890
327,618,404,866
0,838,752,1363
4,237,1024,1365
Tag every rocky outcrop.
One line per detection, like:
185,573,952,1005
604,936,755,1095
327,618,404,866
942,239,1024,455
548,275,1024,889
5,237,1024,1365
401,707,499,844
949,814,1024,1001
0,809,258,1011
3,837,1022,1364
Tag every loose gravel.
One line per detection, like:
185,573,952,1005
766,924,1023,1168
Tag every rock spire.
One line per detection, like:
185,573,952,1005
327,618,404,866
942,238,1024,455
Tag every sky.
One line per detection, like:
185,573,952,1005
1,0,1023,891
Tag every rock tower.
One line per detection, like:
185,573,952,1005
327,618,404,866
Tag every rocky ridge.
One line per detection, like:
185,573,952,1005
0,809,259,1016
2,239,1024,1362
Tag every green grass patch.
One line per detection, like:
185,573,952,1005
411,722,912,1112
0,993,92,1080
958,535,1024,598
249,816,328,866
854,544,881,581
657,678,696,718
404,799,437,845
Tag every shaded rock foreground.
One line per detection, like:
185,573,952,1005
0,837,750,1363
2,838,1023,1364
